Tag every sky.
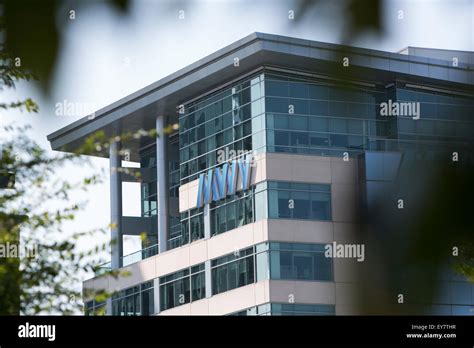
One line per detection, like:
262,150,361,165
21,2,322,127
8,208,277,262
0,0,473,305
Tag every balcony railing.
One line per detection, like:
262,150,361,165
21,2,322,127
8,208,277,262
122,243,159,267
167,235,183,250
93,243,159,276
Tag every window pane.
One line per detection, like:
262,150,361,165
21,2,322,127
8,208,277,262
266,80,288,97
294,253,313,279
292,191,310,219
289,82,309,99
309,117,328,131
266,243,333,282
274,114,288,129
291,132,309,146
191,272,206,301
274,131,289,146
310,192,331,220
226,203,236,231
289,116,308,130
266,97,289,113
329,118,347,133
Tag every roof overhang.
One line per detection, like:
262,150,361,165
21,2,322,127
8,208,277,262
47,32,474,161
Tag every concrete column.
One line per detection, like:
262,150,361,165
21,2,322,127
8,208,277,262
205,260,212,298
153,278,160,315
156,116,168,253
110,140,123,269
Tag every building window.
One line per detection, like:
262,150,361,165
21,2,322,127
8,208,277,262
230,303,335,316
177,181,330,249
266,181,331,221
111,281,154,316
171,207,205,250
229,303,271,316
265,72,474,156
270,303,335,315
264,242,333,281
210,190,254,236
84,299,106,316
159,263,205,311
211,247,255,295
264,72,384,157
179,74,264,184
140,145,158,217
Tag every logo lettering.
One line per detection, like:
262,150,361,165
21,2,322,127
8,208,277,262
196,159,252,207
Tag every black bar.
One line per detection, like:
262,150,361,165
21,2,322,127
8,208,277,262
0,316,473,346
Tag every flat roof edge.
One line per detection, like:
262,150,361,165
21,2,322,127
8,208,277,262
47,32,474,149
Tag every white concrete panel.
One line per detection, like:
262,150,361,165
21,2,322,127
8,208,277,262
330,157,357,184
159,303,192,315
335,304,360,315
178,153,357,213
333,222,359,243
252,219,267,244
268,280,336,305
189,238,208,266
208,282,269,315
83,276,110,301
262,153,333,183
190,298,211,315
207,223,256,260
267,219,333,244
254,280,269,305
331,184,358,223
155,246,190,277
290,157,332,183
135,256,157,283
265,156,293,181
107,267,140,292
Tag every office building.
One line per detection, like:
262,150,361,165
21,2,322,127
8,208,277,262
47,33,474,315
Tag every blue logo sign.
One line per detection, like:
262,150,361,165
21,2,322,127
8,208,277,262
196,159,252,207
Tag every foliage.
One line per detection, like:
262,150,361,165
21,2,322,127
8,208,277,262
0,124,109,314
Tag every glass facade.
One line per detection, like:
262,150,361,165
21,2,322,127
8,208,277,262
167,179,331,251
106,67,474,259
172,207,204,249
208,242,333,297
159,264,205,311
111,281,154,316
231,303,335,316
265,182,331,221
106,241,334,314
265,73,384,157
138,143,159,254
270,303,335,315
267,242,333,281
140,144,158,218
125,68,474,315
210,189,255,236
395,88,474,144
179,74,265,184
264,72,474,157
211,247,255,295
